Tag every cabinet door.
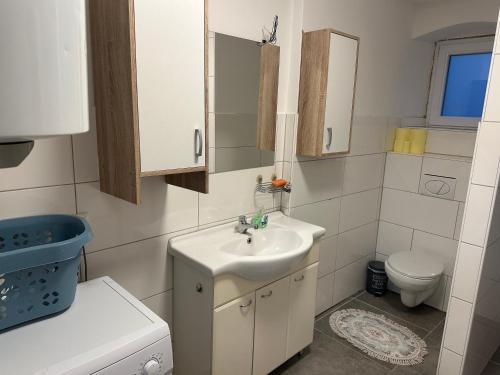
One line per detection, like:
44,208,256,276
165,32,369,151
134,0,206,173
253,277,290,375
322,32,358,154
213,292,255,375
286,263,319,359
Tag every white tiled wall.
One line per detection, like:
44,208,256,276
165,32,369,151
439,17,500,373
0,117,282,329
378,152,472,312
282,114,392,315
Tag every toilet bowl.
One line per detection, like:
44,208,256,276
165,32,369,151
385,251,444,308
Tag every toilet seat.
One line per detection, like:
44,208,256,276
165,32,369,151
387,251,443,280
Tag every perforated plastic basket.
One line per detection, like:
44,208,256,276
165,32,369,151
0,215,92,331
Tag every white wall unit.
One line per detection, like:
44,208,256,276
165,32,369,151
135,0,206,172
173,244,320,375
323,33,359,154
0,0,89,140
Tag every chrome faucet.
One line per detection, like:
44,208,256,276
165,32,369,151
235,215,258,235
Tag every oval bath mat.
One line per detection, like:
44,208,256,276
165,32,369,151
329,309,428,366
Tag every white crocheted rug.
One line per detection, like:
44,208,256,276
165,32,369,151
329,309,428,366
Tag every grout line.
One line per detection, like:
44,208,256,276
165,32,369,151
382,186,466,204
140,288,173,302
85,225,200,255
0,182,77,194
379,219,457,242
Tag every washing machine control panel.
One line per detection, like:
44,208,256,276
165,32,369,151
93,336,173,375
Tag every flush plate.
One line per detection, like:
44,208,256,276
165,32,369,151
419,173,457,200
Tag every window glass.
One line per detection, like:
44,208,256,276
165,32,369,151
441,52,492,118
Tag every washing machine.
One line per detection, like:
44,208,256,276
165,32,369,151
0,277,173,375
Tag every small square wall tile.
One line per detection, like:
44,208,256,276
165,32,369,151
342,154,385,195
87,235,181,300
376,221,413,256
336,222,378,270
291,158,345,207
0,136,75,191
438,348,463,375
339,188,381,233
454,202,465,240
443,297,472,355
290,198,340,237
142,290,173,329
461,184,495,247
73,109,99,183
471,122,500,187
426,129,476,158
452,242,482,303
78,179,199,252
0,185,76,220
383,153,422,193
333,256,370,305
274,114,286,162
318,235,338,278
283,114,297,162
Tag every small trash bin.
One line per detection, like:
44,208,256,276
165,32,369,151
366,261,388,296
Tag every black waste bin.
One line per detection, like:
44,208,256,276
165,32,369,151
366,261,388,296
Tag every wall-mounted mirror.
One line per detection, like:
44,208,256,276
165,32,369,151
209,32,280,173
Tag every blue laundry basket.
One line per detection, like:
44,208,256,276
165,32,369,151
0,214,92,331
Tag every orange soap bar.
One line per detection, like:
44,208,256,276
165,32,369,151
272,179,288,187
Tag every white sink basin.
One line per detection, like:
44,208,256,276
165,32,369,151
168,212,325,281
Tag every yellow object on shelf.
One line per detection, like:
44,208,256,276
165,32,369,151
393,128,411,152
402,141,411,153
409,128,427,155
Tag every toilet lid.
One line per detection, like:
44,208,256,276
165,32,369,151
387,251,443,279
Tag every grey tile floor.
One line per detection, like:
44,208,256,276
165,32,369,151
271,291,446,375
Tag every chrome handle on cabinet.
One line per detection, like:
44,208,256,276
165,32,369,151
240,300,253,308
326,127,333,150
294,275,305,282
195,128,203,158
261,290,273,298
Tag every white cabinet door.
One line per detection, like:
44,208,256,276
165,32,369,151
213,292,255,375
323,32,358,154
286,263,319,359
135,0,206,173
253,277,290,375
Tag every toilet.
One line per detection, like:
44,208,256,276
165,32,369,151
385,251,444,308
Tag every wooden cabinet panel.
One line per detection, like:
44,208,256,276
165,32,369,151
286,263,319,359
253,277,290,375
213,292,255,375
297,29,359,157
89,0,208,204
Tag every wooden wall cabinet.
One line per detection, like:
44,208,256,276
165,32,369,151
173,244,320,375
296,29,359,157
89,0,208,204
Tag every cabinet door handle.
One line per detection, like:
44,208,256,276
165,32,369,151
326,127,333,150
195,128,203,158
240,300,253,308
294,275,305,282
261,290,273,298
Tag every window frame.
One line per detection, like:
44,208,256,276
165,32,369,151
427,37,494,129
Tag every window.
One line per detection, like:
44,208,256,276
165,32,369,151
428,37,494,128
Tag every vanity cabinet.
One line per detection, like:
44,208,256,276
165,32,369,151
89,0,208,204
297,29,359,157
173,244,320,375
